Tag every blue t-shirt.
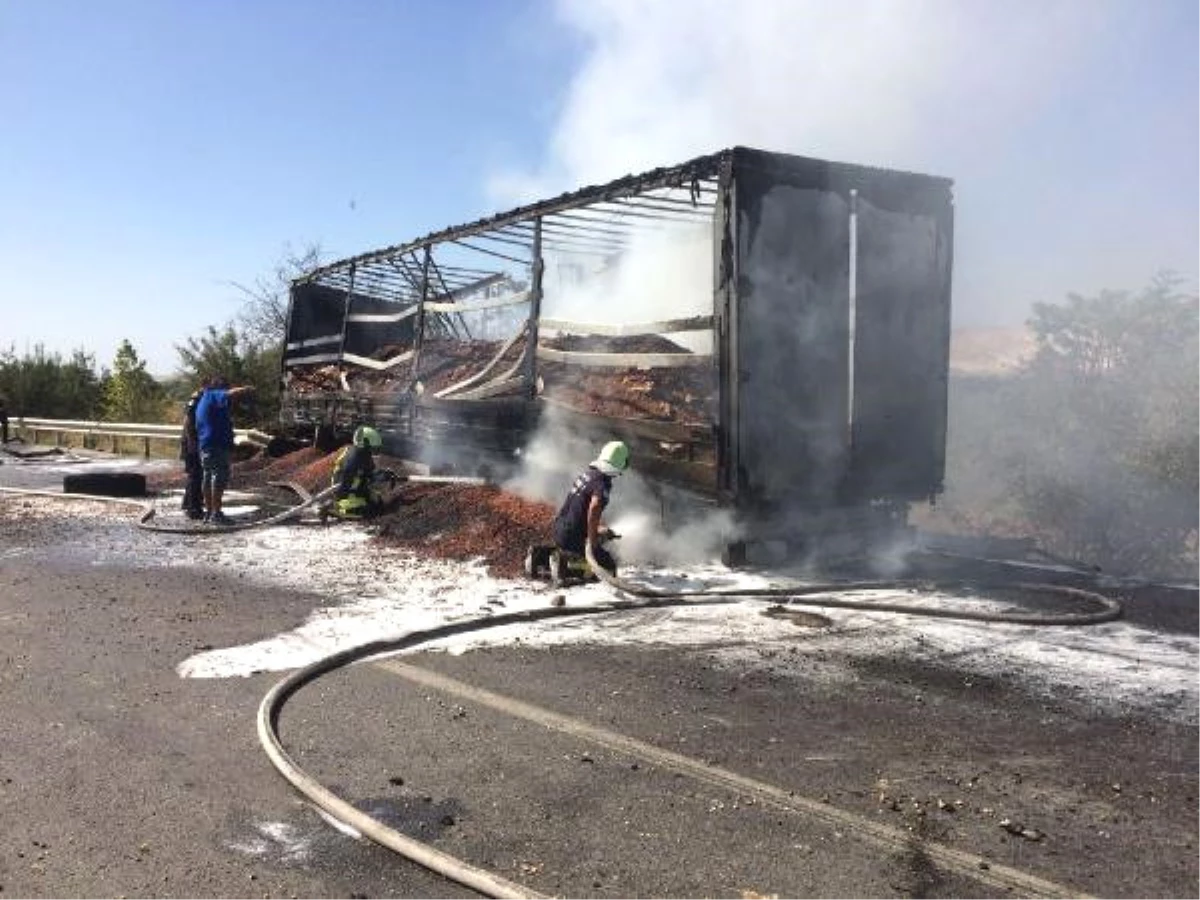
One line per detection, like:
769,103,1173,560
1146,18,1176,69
195,388,234,451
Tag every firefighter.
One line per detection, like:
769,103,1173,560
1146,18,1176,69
330,425,396,518
548,440,629,581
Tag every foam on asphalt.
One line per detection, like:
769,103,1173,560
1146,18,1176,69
2,481,1195,726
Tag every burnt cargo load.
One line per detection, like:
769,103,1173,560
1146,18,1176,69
281,146,953,546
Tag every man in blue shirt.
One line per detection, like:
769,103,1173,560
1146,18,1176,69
194,376,254,526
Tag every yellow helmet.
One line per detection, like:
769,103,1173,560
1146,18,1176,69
593,440,630,476
353,425,382,449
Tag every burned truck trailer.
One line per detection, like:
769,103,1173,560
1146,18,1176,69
281,146,953,555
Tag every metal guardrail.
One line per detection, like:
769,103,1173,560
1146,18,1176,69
10,417,272,457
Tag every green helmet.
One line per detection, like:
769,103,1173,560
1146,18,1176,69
593,440,630,476
353,425,382,449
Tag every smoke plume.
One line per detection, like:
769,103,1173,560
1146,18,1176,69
496,0,1108,194
489,0,1194,327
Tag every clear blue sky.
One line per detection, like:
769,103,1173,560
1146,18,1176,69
2,0,1196,376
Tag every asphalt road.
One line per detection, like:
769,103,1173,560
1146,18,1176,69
1,456,1197,898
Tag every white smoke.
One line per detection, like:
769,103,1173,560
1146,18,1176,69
541,224,713,353
504,404,584,505
495,0,1133,567
606,498,740,567
486,0,1185,330
541,226,710,324
503,404,740,567
491,0,1112,200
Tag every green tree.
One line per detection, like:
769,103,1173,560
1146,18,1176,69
176,325,249,386
101,340,166,422
175,325,278,429
1013,276,1198,575
931,276,1198,579
0,344,103,418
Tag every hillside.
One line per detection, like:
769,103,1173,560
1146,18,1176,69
949,326,1035,375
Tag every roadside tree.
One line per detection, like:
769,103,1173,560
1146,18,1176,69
101,340,166,422
0,345,103,419
931,275,1198,580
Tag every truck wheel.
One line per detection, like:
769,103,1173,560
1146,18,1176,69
721,540,747,568
314,425,340,453
63,472,147,498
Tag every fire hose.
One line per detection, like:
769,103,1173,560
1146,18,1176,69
583,540,1124,626
1,482,1124,897
0,483,339,534
137,483,340,534
255,545,1123,899
0,471,488,535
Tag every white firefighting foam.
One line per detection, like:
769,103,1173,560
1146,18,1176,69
1,479,1195,726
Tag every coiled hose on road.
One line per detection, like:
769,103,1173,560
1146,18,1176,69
259,545,1122,899
583,541,1124,626
136,483,339,534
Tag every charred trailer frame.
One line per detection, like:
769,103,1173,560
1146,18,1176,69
717,148,953,559
279,147,953,558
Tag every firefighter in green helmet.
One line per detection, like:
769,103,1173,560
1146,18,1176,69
546,439,629,580
329,425,396,518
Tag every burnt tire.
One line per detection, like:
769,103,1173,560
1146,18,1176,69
63,472,147,498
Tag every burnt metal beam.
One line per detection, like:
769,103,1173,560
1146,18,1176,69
510,216,631,242
418,262,499,279
303,149,729,279
537,235,624,256
388,254,497,285
607,197,716,219
523,218,544,395
387,257,428,294
540,234,626,255
628,189,719,209
426,256,471,340
503,222,627,255
451,239,531,267
470,230,536,251
334,264,358,379
356,263,410,292
567,204,701,226
316,272,410,305
410,247,433,380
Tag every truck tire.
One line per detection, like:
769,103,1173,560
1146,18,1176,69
314,425,340,453
63,472,147,498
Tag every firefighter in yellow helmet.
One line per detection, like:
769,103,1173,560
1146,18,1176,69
330,425,394,518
